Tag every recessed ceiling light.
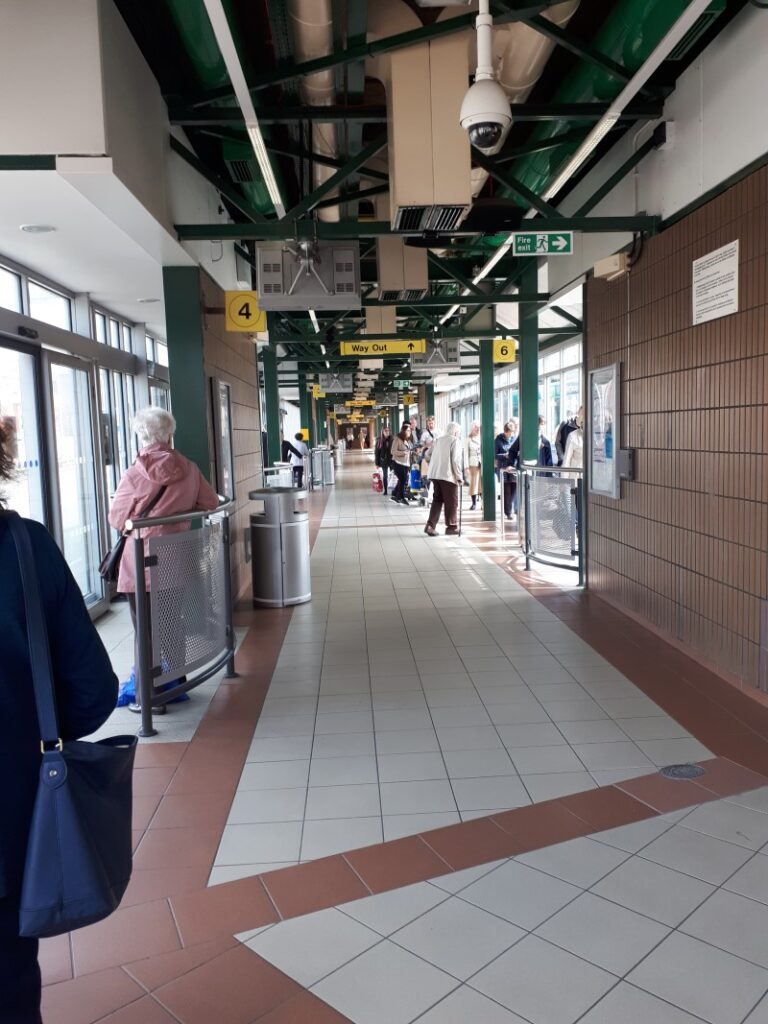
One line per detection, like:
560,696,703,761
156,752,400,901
136,297,160,304
20,224,56,234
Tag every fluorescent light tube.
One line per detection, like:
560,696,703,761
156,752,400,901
309,309,320,333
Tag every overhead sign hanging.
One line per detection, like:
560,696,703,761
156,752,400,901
318,372,354,392
225,290,266,332
339,339,426,357
692,240,739,326
493,338,517,363
411,339,461,372
348,400,375,408
311,383,326,399
511,232,573,256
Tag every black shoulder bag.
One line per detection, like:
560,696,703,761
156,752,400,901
7,513,137,938
99,485,167,583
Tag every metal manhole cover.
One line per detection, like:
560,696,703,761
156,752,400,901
660,763,705,780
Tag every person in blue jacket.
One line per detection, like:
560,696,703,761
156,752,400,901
0,420,117,1023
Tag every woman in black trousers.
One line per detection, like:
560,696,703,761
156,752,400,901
390,423,413,505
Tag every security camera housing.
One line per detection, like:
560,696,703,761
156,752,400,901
459,78,512,155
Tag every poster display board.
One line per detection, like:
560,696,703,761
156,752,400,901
210,377,235,499
588,363,620,500
692,240,738,325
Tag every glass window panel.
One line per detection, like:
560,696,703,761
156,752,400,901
563,343,581,367
99,367,118,498
145,335,155,360
0,266,22,312
0,346,45,521
125,375,137,460
547,374,561,440
50,362,101,604
156,342,169,367
563,367,582,419
121,324,132,353
94,312,107,344
108,319,121,348
544,351,561,373
110,372,129,478
150,385,170,411
28,282,72,330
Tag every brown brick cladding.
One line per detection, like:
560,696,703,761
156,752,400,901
201,272,263,600
585,163,768,690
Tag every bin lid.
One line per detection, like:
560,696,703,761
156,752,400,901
249,487,307,497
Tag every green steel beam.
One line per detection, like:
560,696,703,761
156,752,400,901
549,305,582,330
169,136,267,224
523,15,635,85
575,126,664,217
427,253,484,296
315,183,389,210
471,151,563,219
365,292,548,308
170,105,388,124
298,371,312,442
246,140,389,182
479,338,495,522
519,261,539,464
175,216,659,241
187,3,556,106
282,135,388,220
163,267,210,476
496,127,608,164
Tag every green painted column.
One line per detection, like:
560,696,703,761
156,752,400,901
261,343,281,466
519,260,539,463
425,382,435,418
316,398,327,444
162,267,209,475
298,371,311,442
479,338,496,522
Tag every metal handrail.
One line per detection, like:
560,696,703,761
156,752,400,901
127,497,236,532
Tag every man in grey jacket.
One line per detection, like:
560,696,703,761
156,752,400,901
424,421,463,536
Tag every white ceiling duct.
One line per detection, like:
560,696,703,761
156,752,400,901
285,0,339,222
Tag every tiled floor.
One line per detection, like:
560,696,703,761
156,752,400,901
40,451,768,1024
243,789,768,1024
212,458,710,879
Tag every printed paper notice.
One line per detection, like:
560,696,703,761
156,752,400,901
692,240,739,326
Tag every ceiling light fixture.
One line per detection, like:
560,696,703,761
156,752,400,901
320,343,327,355
201,0,285,217
309,308,320,333
441,0,713,325
20,224,56,234
136,297,160,304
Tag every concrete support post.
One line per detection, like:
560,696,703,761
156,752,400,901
479,337,496,522
162,267,209,475
519,260,539,463
262,343,281,466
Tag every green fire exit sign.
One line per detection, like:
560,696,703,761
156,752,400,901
512,232,574,256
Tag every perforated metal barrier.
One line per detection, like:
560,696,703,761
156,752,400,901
130,502,236,737
519,467,584,583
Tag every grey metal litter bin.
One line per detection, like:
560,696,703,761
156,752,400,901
310,448,324,487
322,448,335,485
249,487,311,607
333,443,343,470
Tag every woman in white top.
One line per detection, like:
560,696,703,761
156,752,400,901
561,409,584,471
465,422,481,511
289,432,309,487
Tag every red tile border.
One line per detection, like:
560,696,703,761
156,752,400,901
261,856,370,919
343,836,450,894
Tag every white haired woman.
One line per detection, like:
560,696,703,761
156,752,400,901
424,421,463,537
465,422,481,511
108,408,219,701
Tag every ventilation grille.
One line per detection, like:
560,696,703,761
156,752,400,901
427,205,467,233
256,243,360,309
395,206,429,232
228,159,253,183
402,288,428,302
668,5,725,60
380,290,400,302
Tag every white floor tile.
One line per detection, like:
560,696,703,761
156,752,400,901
614,716,691,741
312,732,376,758
628,931,768,1024
636,737,712,766
509,745,586,774
309,755,378,787
521,772,597,801
459,859,580,930
470,934,616,1024
305,783,381,820
416,986,530,1023
571,741,655,771
246,907,380,987
724,852,768,905
253,715,316,738
451,776,530,812
246,735,314,762
314,711,374,735
640,824,753,884
442,748,517,779
377,752,447,783
580,983,713,1024
681,800,768,850
215,822,302,865
392,896,524,981
436,726,504,752
556,720,627,744
495,723,567,748
380,779,457,815
592,856,714,927
516,836,629,888
300,817,383,860
312,939,458,1024
681,888,768,969
383,811,461,841
376,728,440,755
227,787,306,824
341,882,449,937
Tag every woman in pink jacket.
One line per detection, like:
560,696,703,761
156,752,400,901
109,408,219,701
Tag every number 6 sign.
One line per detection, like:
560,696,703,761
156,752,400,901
225,290,267,333
493,338,517,363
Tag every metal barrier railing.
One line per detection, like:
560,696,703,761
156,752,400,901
126,499,237,737
518,466,585,585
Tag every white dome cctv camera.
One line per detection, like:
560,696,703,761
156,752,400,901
460,78,512,153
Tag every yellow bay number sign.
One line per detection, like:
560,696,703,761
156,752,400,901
493,338,517,363
225,291,266,333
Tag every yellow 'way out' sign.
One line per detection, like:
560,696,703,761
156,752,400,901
225,291,266,332
339,339,426,356
493,338,517,363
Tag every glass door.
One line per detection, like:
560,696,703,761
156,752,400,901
0,341,47,522
45,355,106,613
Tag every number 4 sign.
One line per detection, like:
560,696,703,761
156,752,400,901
225,291,267,333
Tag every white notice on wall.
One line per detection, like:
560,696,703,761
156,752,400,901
692,240,739,326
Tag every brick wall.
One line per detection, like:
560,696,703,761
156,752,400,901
586,164,768,691
200,273,262,600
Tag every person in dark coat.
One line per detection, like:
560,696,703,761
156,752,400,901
0,419,117,1023
374,426,393,495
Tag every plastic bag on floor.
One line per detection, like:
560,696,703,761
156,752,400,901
116,665,190,707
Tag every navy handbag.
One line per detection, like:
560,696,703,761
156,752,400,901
7,513,137,939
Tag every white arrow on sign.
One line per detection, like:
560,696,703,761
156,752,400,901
552,236,568,251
